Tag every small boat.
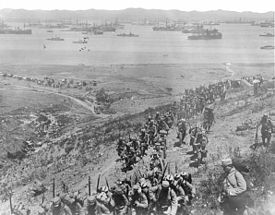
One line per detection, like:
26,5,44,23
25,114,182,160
259,33,274,37
47,36,64,41
260,45,275,50
117,32,139,37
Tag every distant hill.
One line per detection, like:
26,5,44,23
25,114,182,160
0,8,273,23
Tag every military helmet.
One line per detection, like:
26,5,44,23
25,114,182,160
100,186,109,192
174,173,181,180
160,130,167,135
161,181,170,188
165,174,174,182
87,196,96,205
52,197,61,207
133,184,140,190
147,170,154,178
140,181,148,188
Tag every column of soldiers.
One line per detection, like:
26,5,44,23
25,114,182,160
179,80,229,120
116,111,174,171
35,163,196,215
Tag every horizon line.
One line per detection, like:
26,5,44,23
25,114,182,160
0,7,274,14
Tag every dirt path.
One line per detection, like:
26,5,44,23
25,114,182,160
1,84,107,116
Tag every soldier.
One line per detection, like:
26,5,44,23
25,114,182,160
155,112,161,122
50,197,72,215
156,181,178,215
83,195,97,215
140,181,157,215
177,119,187,145
219,158,248,215
146,120,157,146
130,184,149,215
149,153,164,172
257,113,273,147
117,138,126,157
69,192,83,215
146,170,159,187
178,172,195,205
110,186,128,215
156,117,169,133
203,107,214,132
95,186,112,215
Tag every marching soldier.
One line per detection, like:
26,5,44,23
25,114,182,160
257,113,273,147
95,186,112,215
110,186,128,215
83,195,97,215
130,184,149,215
156,181,178,215
50,197,72,215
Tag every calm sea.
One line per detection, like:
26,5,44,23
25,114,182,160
0,23,274,65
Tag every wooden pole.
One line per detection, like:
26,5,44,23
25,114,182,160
88,176,91,196
53,178,55,198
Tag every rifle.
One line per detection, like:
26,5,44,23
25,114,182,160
161,162,169,182
88,176,91,196
138,169,143,178
52,178,55,198
41,193,45,205
175,162,178,174
255,126,259,145
96,174,101,193
105,177,110,190
9,190,13,215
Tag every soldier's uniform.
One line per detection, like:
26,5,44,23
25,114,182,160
95,187,112,215
51,197,72,215
83,196,97,215
259,114,273,147
220,158,248,215
110,186,128,215
130,185,149,215
156,181,178,215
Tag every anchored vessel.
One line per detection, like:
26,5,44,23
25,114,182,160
47,36,64,41
188,29,222,40
73,39,88,44
116,32,139,37
259,33,274,37
260,45,275,50
0,28,32,34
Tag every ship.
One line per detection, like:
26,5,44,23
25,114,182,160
203,22,220,26
73,39,88,44
259,33,274,37
0,28,32,34
260,45,275,50
188,29,222,40
93,29,103,35
99,25,116,32
47,36,64,41
116,32,139,37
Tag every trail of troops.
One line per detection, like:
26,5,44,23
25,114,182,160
8,75,273,215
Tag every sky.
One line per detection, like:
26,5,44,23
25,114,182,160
0,0,274,12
